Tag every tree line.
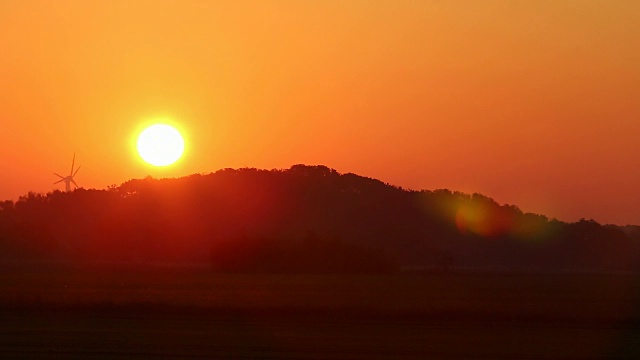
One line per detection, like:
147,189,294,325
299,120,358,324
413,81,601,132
0,165,638,272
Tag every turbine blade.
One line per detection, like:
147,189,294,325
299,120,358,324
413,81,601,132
54,179,65,184
70,153,75,176
53,173,65,179
71,179,78,188
73,165,81,177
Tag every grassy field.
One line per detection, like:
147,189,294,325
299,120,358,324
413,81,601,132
2,266,640,359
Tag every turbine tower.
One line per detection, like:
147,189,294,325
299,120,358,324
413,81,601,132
54,154,81,192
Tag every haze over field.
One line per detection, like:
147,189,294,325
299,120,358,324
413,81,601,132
1,1,639,224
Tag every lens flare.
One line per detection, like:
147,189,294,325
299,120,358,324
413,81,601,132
455,202,512,237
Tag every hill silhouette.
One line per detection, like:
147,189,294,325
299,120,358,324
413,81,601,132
0,165,638,272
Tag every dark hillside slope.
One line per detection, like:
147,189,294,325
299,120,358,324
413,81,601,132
0,165,638,272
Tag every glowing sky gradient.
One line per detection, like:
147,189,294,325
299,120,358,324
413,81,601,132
1,0,639,224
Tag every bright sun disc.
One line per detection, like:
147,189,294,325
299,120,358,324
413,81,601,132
137,124,185,166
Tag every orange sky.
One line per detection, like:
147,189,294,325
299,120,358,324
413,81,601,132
1,0,639,224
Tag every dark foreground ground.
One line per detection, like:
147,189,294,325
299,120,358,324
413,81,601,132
2,266,640,359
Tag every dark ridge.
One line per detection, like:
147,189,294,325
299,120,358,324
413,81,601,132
1,164,639,272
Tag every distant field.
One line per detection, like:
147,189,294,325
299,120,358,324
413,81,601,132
2,267,640,359
2,266,640,320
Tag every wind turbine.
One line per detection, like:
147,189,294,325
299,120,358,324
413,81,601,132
54,154,81,192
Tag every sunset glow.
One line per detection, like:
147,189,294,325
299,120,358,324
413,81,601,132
1,1,639,224
5,2,640,357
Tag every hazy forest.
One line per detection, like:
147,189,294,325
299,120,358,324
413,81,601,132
2,164,639,273
4,165,640,359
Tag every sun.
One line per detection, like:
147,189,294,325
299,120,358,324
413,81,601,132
137,124,185,166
